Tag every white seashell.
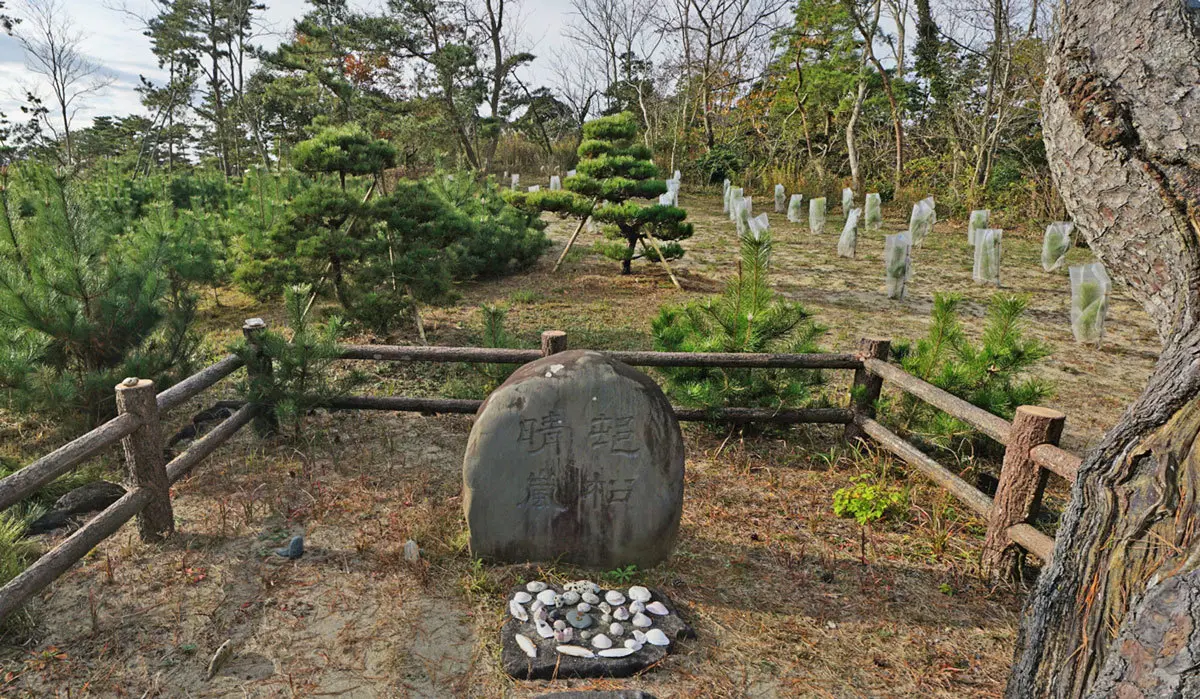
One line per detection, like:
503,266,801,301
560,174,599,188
537,589,558,606
553,620,567,631
554,627,574,643
645,601,669,616
628,586,652,603
531,600,544,614
609,622,624,636
582,592,600,605
535,619,555,639
613,606,630,621
605,590,626,606
561,591,581,605
513,591,532,604
556,645,595,658
576,602,592,613
526,581,548,593
629,600,645,615
600,613,612,624
598,602,612,614
632,630,646,644
591,634,613,649
509,599,529,621
632,612,652,628
599,647,635,658
645,628,670,646
515,633,538,658
533,606,549,623
624,639,643,651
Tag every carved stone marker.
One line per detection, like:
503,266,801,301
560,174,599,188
463,350,684,568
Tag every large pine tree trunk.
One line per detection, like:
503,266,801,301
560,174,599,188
1007,1,1200,697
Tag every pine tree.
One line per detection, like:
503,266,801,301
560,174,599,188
510,111,692,275
890,293,1053,453
652,225,826,410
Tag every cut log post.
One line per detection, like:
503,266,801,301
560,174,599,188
242,318,278,437
844,338,890,442
114,378,174,541
541,330,568,357
981,405,1065,580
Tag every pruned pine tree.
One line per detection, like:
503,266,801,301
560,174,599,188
509,112,692,274
652,225,825,411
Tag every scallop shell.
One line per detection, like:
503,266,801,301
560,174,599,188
591,634,613,649
631,612,652,628
556,645,596,658
645,628,670,646
509,599,528,621
526,581,548,593
515,633,538,658
627,585,652,602
645,601,669,616
536,589,558,606
609,622,624,636
613,606,630,621
605,590,626,606
581,592,600,605
598,647,635,658
513,591,533,604
624,639,643,651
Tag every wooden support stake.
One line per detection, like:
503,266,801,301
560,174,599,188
641,236,683,290
552,214,591,273
541,330,568,356
115,378,174,541
243,318,279,437
845,338,890,442
982,405,1065,580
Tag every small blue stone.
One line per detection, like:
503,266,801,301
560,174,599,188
275,535,303,559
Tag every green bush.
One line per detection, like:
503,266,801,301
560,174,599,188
0,164,203,427
889,293,1052,454
833,475,908,526
652,225,826,411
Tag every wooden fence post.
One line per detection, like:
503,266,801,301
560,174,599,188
115,378,174,541
982,405,1066,580
243,318,278,436
541,330,568,357
844,338,890,442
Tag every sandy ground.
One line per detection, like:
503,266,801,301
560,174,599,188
0,189,1158,698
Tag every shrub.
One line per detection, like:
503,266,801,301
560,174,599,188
833,475,908,526
652,225,826,411
888,293,1052,454
0,164,202,427
293,124,397,190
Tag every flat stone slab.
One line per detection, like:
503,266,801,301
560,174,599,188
464,351,685,569
501,583,693,680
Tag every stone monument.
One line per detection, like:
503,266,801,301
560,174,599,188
462,350,684,568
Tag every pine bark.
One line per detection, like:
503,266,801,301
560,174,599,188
1007,2,1200,697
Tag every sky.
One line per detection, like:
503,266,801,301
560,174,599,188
0,0,573,129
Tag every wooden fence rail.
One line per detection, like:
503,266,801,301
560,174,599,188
0,324,1083,625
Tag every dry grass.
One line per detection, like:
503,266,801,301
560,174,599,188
0,191,1157,697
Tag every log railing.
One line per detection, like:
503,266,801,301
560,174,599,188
0,325,1081,624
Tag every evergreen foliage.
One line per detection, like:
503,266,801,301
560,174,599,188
0,165,202,427
652,226,826,411
233,284,363,437
293,124,397,190
509,112,692,274
889,293,1053,453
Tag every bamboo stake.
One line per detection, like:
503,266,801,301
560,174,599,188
552,214,591,273
641,236,683,290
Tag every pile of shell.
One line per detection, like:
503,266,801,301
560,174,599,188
508,580,674,660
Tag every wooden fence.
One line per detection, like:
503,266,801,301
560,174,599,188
0,324,1083,624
